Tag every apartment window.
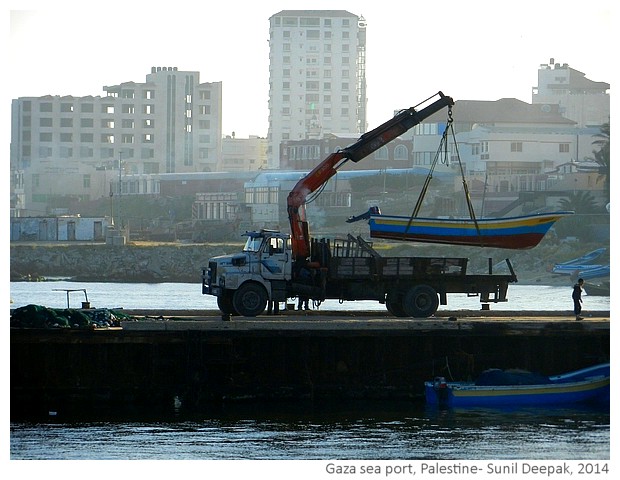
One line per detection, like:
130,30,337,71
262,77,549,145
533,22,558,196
100,147,114,158
81,103,94,113
306,81,319,90
341,95,349,102
80,118,93,128
122,119,135,128
144,105,154,114
283,43,291,52
143,133,154,143
342,57,350,65
283,82,290,90
39,132,52,142
122,104,135,114
199,105,211,115
342,44,349,52
103,105,114,114
323,107,331,116
102,119,115,128
39,102,53,112
83,174,91,188
559,143,570,153
283,69,291,78
324,19,331,27
324,82,331,90
199,134,210,143
374,146,388,160
341,107,349,116
283,56,291,64
61,103,74,112
81,133,94,142
198,120,210,129
101,134,114,144
60,133,72,142
122,90,135,99
143,119,154,128
472,143,480,155
145,90,155,99
325,31,332,39
342,82,349,91
122,134,134,144
342,31,349,39
481,141,489,153
40,118,53,127
510,142,523,152
59,146,72,158
306,30,320,39
342,19,350,27
199,148,209,159
80,146,93,157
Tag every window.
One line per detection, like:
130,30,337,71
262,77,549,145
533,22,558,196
510,142,522,152
103,105,114,114
122,119,134,128
39,132,52,142
101,134,115,144
80,118,93,128
102,119,114,128
81,103,94,113
122,104,135,114
40,118,53,127
145,90,155,99
199,91,211,100
394,145,408,160
61,103,74,112
143,133,154,143
81,133,94,142
144,105,154,114
122,90,135,99
60,133,72,142
199,105,211,115
39,103,53,112
122,134,134,144
143,119,154,128
306,30,320,38
83,175,91,188
559,143,570,153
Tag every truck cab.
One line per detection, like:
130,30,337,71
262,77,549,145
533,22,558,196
202,229,293,317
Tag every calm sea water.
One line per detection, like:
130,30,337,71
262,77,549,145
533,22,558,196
9,281,612,465
8,281,611,312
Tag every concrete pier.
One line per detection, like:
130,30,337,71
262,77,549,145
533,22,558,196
10,310,610,418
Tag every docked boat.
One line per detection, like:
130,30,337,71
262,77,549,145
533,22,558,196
367,211,573,249
584,281,610,296
425,363,609,408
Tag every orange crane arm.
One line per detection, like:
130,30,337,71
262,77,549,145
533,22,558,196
287,92,454,262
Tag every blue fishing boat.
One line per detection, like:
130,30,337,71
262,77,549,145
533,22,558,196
425,363,609,408
367,211,573,249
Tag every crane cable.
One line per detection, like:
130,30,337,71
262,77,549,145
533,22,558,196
405,107,481,239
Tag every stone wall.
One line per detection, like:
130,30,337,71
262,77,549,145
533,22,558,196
10,243,241,283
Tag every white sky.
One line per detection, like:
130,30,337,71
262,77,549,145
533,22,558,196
5,0,615,139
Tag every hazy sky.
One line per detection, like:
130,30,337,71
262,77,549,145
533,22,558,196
6,0,614,139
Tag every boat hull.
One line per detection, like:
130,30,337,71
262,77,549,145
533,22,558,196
425,363,609,408
369,212,573,249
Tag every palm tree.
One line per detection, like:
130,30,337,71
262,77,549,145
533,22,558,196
558,191,600,214
590,122,610,202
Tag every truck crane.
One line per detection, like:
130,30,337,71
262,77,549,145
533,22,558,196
202,92,517,318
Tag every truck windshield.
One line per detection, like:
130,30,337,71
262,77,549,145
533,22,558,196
243,235,264,253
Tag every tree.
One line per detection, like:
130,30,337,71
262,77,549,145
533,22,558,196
590,122,610,202
558,191,600,214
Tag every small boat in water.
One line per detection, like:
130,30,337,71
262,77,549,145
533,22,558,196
584,282,610,296
367,211,573,249
425,363,609,408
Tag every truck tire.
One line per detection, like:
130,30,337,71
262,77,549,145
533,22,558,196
217,291,238,316
233,283,268,317
403,284,439,318
386,291,407,317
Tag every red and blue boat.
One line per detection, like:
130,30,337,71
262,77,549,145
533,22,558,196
425,363,610,408
367,211,573,250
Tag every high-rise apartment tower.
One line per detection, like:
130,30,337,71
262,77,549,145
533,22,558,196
267,10,367,168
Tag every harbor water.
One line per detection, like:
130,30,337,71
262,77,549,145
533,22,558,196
8,281,612,312
9,281,611,466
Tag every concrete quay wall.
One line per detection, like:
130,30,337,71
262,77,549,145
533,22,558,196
10,315,610,418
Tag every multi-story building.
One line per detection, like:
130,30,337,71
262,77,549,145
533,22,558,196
219,135,268,172
10,67,222,216
267,10,367,169
532,58,610,128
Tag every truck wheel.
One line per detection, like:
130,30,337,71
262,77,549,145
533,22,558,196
403,285,439,318
386,292,407,317
233,283,268,317
217,291,238,316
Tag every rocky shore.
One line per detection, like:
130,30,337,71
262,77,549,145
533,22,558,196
10,237,607,286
